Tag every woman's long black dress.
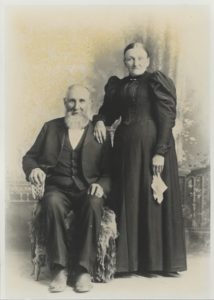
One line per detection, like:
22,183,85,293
95,71,187,273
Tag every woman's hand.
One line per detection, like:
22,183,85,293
94,121,106,144
152,154,165,176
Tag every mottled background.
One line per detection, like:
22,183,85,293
5,6,210,178
5,6,210,254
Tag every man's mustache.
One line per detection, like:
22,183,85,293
66,109,83,114
65,110,89,119
67,109,80,112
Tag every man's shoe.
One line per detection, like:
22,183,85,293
74,272,93,293
49,267,68,293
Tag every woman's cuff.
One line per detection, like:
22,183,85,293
92,114,106,125
154,144,170,156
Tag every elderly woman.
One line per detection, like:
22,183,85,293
93,42,187,276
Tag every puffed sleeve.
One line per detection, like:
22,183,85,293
93,76,121,126
150,71,177,156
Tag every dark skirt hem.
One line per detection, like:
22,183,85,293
117,266,187,273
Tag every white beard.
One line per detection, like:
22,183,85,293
64,111,89,129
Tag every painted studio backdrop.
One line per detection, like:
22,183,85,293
5,6,210,253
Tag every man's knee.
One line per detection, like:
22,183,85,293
85,195,104,212
44,191,65,213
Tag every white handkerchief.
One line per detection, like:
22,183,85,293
151,173,168,204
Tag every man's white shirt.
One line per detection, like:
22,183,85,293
68,128,85,149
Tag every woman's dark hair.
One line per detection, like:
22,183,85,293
124,42,150,57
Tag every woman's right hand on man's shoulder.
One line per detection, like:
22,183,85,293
94,120,106,144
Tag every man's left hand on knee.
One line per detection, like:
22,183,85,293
87,183,104,198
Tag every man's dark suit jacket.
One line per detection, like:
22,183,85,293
22,118,112,196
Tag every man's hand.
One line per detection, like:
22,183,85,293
88,183,104,198
152,154,165,176
29,168,46,185
94,121,106,144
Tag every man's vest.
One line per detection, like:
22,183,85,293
46,128,88,190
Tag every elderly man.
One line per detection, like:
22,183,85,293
22,85,112,293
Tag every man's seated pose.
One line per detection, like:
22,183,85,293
22,84,112,293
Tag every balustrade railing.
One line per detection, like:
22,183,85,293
6,166,210,232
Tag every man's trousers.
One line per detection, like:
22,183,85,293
42,185,104,275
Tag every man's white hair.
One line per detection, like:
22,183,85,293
65,84,91,100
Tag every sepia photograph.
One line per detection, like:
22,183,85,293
0,1,213,299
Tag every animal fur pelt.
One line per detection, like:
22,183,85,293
93,207,118,282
